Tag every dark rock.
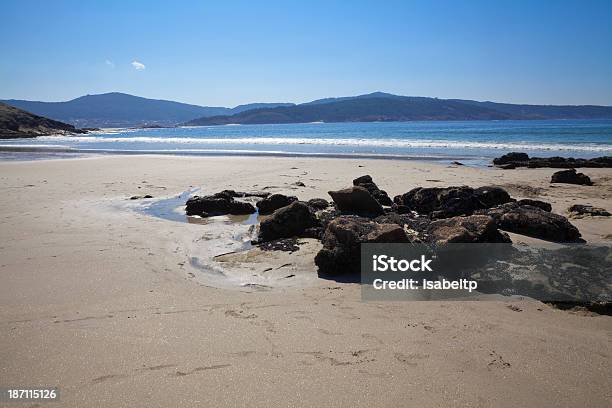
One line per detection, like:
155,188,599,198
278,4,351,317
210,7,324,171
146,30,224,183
256,194,298,215
258,201,317,242
451,161,465,166
229,200,257,214
328,186,384,216
352,175,393,206
473,186,514,208
476,202,583,243
550,169,593,185
427,215,511,244
185,193,256,217
493,152,529,165
130,195,141,200
568,204,611,218
306,198,330,211
492,153,612,169
293,181,306,187
143,194,153,199
518,199,552,212
394,185,513,219
315,216,410,276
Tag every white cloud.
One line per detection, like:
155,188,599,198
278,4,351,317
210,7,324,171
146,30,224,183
131,61,146,70
105,59,115,68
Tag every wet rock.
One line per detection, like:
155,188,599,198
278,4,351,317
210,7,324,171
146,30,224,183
328,186,384,216
315,216,409,276
568,204,611,218
258,201,317,242
550,169,593,186
427,215,511,244
307,198,330,211
493,152,529,165
352,175,393,206
529,156,612,169
476,202,583,243
256,194,298,215
393,186,513,219
493,153,612,169
517,199,552,212
451,161,465,166
185,192,256,217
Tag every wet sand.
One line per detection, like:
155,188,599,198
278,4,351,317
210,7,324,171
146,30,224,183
0,155,611,407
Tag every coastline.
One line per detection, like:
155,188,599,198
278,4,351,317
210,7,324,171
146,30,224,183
1,155,611,407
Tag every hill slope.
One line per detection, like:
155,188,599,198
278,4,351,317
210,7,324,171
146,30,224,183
1,93,293,128
0,102,85,139
186,93,612,126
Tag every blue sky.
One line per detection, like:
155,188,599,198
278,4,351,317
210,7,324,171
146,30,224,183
1,0,611,106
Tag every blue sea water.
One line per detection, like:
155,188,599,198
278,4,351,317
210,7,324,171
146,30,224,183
1,120,611,165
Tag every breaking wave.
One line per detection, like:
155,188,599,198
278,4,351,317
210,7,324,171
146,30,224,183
33,135,612,152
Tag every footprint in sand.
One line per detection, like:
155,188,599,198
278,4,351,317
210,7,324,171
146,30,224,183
394,352,429,366
225,309,257,319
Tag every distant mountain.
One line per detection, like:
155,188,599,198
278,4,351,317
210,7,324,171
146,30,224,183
232,102,295,112
1,93,293,128
302,91,404,105
450,99,612,120
0,102,86,139
186,93,612,126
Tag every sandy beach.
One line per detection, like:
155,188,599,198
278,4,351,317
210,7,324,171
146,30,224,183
1,155,611,407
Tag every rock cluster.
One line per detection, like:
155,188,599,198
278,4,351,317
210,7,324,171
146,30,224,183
493,152,611,169
187,173,586,276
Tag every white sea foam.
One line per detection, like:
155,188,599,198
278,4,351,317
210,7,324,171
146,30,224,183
33,135,612,152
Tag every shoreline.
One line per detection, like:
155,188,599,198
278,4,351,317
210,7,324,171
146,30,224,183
0,146,491,165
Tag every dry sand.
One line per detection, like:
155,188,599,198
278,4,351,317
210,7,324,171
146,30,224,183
0,155,610,407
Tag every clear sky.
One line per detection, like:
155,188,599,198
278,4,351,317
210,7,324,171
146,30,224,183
1,0,611,107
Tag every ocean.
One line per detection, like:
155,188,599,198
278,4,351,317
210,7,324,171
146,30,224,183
2,120,611,165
